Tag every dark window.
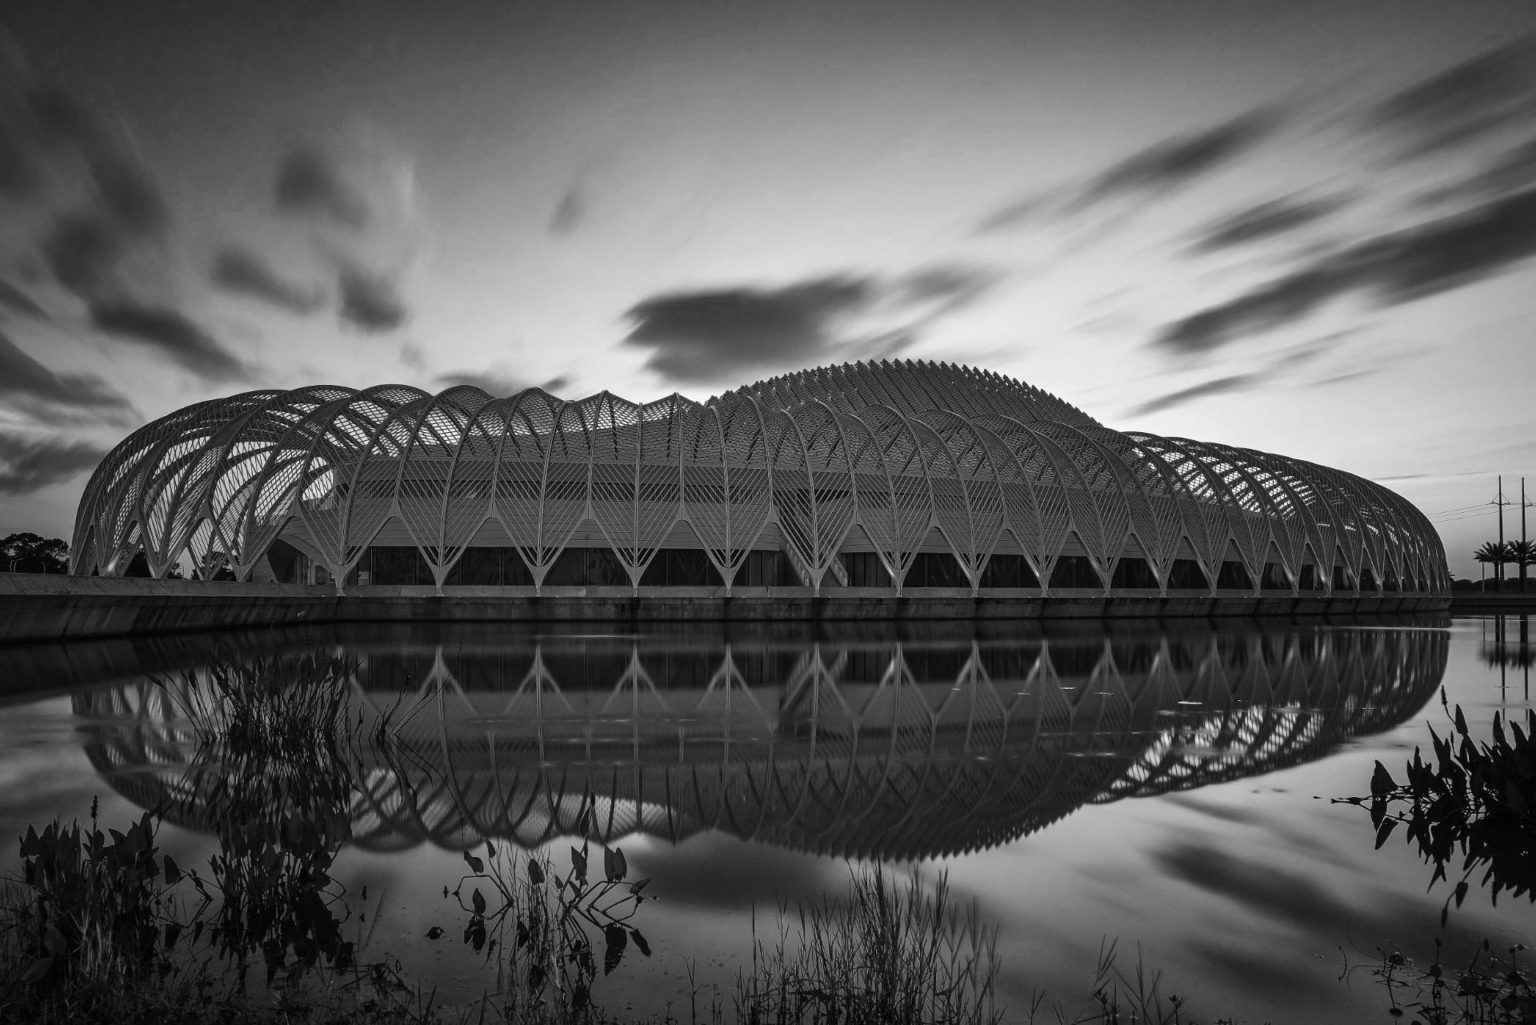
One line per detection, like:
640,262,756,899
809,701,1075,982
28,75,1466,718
1166,559,1208,590
267,538,304,582
735,549,797,586
1049,555,1098,589
981,553,1040,588
838,551,892,588
1216,560,1253,590
546,547,629,586
445,546,513,586
1110,556,1157,589
907,551,969,588
639,549,725,587
1358,565,1379,592
1259,562,1290,590
1298,564,1320,590
1332,565,1351,592
369,545,431,585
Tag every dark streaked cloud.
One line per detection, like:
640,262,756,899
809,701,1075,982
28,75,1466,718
336,262,407,332
625,266,996,384
977,108,1282,233
210,246,325,315
974,196,1049,235
1368,37,1536,158
1125,374,1257,417
1188,195,1346,253
0,329,135,419
1074,108,1280,211
275,145,371,228
40,212,125,300
0,277,48,319
0,431,109,495
625,277,873,383
85,150,168,235
88,302,247,382
0,58,168,231
1156,186,1536,353
896,265,996,307
1424,135,1536,207
3,51,170,314
548,185,586,236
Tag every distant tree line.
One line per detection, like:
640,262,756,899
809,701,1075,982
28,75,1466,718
1,532,69,574
0,534,187,577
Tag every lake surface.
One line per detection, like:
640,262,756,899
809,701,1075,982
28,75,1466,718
1,616,1531,1022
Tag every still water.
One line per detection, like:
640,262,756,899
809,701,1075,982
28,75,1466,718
0,617,1530,1022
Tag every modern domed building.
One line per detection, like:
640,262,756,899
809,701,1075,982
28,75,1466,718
70,360,1449,601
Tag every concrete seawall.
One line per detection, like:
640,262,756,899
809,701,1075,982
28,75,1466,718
1448,593,1536,614
0,574,1452,644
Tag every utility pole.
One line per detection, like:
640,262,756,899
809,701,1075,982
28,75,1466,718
1497,476,1508,588
1524,477,1531,594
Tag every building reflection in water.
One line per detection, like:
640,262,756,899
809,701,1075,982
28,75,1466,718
70,623,1448,861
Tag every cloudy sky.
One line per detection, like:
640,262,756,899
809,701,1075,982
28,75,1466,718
1,0,1533,578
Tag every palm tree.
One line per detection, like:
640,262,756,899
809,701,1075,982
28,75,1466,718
1475,541,1511,591
1510,539,1536,592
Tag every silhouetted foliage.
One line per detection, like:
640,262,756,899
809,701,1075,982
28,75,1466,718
445,803,651,1022
157,655,362,987
1,531,68,573
1341,694,1536,923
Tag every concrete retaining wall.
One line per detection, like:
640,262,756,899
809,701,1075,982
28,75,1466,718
0,573,1451,644
1447,593,1536,614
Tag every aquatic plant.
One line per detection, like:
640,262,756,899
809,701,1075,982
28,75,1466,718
1339,696,1535,921
157,654,365,987
446,802,652,1023
731,865,1001,1025
1,802,193,1008
1341,939,1534,1024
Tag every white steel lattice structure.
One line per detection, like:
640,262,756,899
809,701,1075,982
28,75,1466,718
70,360,1449,597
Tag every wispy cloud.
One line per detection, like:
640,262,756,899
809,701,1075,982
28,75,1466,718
977,107,1283,233
1,50,170,313
0,329,137,423
548,184,586,236
336,260,407,332
1187,194,1346,253
210,246,325,315
275,137,418,334
0,277,48,320
0,57,167,234
1366,36,1536,159
89,302,248,382
1155,186,1536,353
40,212,129,301
275,145,372,228
1124,373,1258,417
0,431,110,495
1076,109,1281,211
